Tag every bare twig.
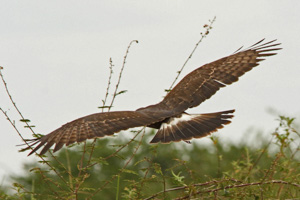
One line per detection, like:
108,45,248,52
100,57,114,112
166,17,216,92
0,69,34,146
0,68,72,193
108,40,138,110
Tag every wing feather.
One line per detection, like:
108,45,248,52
150,110,235,143
27,111,159,155
157,40,281,112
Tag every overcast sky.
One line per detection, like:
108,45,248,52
1,1,299,185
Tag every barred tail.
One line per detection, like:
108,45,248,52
150,110,235,143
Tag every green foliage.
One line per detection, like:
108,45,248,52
1,116,299,199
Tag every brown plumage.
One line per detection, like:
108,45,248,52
27,39,281,155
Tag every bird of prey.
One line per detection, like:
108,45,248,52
27,39,281,155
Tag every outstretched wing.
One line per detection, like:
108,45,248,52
27,111,159,155
157,39,281,114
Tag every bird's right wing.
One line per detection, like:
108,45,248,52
27,111,159,155
159,39,281,114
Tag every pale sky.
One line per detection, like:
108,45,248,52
1,1,299,185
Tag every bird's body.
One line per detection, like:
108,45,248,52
27,39,281,156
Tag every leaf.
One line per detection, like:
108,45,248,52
24,125,36,128
139,168,149,172
30,167,42,173
171,170,186,186
20,119,31,123
120,169,138,176
19,147,29,153
134,157,147,166
115,90,128,96
287,117,295,126
38,160,51,164
152,163,162,175
98,105,111,109
12,183,25,189
80,187,96,192
115,154,125,160
91,157,109,165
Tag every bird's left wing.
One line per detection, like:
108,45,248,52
27,111,159,155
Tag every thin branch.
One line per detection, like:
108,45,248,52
100,57,114,112
34,168,63,197
108,40,138,110
144,179,299,200
137,158,153,199
166,16,216,92
0,69,34,146
84,128,145,170
84,40,138,169
144,178,240,200
87,128,146,199
72,40,139,197
174,180,300,200
0,68,72,193
0,108,72,193
245,135,274,181
82,40,138,172
85,57,115,172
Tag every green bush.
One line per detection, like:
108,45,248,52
1,116,299,199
